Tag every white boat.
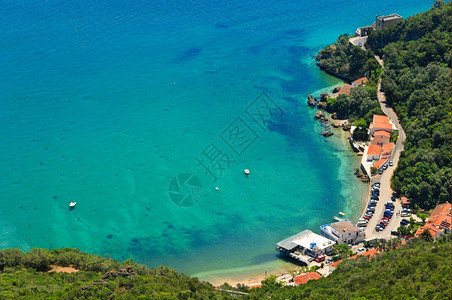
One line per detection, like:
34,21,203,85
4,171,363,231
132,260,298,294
338,211,345,216
244,169,250,175
69,201,76,208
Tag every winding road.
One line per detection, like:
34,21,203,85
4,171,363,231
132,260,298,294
363,56,407,240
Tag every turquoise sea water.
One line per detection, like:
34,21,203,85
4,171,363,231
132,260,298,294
0,0,431,280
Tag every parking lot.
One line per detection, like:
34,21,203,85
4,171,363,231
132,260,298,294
361,161,407,240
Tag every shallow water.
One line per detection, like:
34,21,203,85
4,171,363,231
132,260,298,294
0,0,431,278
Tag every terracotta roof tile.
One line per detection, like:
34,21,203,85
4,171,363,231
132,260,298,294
352,77,368,86
382,142,394,153
373,158,387,169
374,130,391,137
373,115,389,124
367,145,382,156
338,84,352,95
294,272,322,285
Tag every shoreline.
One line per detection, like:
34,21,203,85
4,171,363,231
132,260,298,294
199,96,370,288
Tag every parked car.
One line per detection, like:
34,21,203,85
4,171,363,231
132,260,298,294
378,169,383,174
315,255,325,262
391,231,399,236
389,160,393,166
375,225,382,232
400,219,409,226
391,195,396,201
383,164,388,170
357,247,365,253
373,182,380,187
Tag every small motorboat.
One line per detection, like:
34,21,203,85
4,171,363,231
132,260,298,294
69,201,77,208
244,169,250,176
339,211,345,216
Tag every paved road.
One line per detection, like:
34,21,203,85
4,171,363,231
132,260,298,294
363,56,407,240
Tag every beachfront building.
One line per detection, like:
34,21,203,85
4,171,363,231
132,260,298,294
351,77,368,87
363,114,397,173
320,220,365,245
373,130,390,146
366,144,381,161
415,202,451,240
276,230,334,262
337,84,352,95
369,115,394,136
375,14,403,31
381,142,394,157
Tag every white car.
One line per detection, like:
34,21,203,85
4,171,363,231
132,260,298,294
357,247,365,253
389,160,393,166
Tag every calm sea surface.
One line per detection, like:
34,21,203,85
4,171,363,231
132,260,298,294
0,0,431,280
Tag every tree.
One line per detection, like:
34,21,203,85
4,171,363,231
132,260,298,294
420,228,433,242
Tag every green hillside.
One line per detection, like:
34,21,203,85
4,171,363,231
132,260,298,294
0,236,450,299
367,0,451,209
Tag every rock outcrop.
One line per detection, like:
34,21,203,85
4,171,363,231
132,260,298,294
103,266,136,280
320,130,334,137
320,93,329,101
314,110,325,119
317,101,327,109
332,86,341,93
307,94,316,108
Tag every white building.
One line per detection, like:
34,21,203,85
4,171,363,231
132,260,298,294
276,230,335,259
320,220,365,245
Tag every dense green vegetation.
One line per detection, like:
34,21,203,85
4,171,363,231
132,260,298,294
1,236,450,299
316,34,381,82
366,1,451,209
247,235,451,299
325,86,383,123
0,248,220,299
317,1,451,209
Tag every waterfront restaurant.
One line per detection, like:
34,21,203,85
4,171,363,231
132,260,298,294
276,230,335,260
320,220,365,245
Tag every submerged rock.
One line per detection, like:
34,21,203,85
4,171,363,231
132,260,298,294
320,130,334,137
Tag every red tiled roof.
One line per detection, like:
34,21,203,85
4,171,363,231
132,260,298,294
415,202,452,237
372,122,393,131
373,115,389,124
431,202,451,217
348,249,380,260
248,284,262,290
293,272,322,285
373,158,387,169
432,214,451,229
332,260,343,269
382,142,394,153
352,77,368,86
415,224,441,237
374,130,391,137
401,197,410,205
367,145,382,156
338,84,352,95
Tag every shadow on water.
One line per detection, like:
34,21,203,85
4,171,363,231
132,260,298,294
174,47,203,63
